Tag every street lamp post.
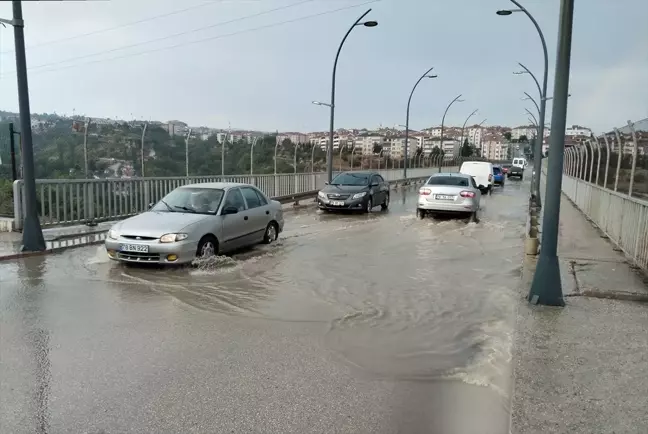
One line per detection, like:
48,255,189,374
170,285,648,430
527,0,575,307
499,0,549,208
460,109,478,155
404,67,437,179
438,94,464,172
324,9,377,184
185,128,192,177
1,1,45,251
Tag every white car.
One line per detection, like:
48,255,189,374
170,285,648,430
416,172,481,220
459,161,494,194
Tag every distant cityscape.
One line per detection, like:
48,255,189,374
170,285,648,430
0,111,601,161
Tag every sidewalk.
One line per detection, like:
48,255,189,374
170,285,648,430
511,194,648,433
0,221,113,260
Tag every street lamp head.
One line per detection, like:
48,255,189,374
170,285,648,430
496,10,513,16
360,20,378,27
426,74,438,78
457,99,465,103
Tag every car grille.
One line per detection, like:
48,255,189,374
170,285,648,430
327,194,350,200
117,252,161,262
121,235,158,241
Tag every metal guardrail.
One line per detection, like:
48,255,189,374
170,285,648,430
561,174,648,271
11,167,450,230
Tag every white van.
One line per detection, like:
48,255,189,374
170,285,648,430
459,161,494,194
512,157,527,168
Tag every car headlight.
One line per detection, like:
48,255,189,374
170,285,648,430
352,192,367,199
317,191,327,199
160,233,189,243
108,229,119,240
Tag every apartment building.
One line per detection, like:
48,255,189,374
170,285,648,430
481,141,509,160
277,132,310,145
354,134,388,155
387,136,419,159
511,125,538,140
565,125,592,137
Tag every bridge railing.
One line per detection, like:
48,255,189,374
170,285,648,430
560,166,648,272
11,166,452,230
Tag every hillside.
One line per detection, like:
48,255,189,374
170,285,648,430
0,112,328,180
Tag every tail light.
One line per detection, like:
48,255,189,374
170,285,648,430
488,174,493,181
460,191,476,198
419,188,432,195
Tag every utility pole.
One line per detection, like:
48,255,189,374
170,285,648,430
2,2,45,251
528,0,575,306
185,128,192,177
8,123,18,181
140,123,147,177
83,118,91,178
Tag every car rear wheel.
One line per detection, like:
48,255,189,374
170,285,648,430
381,194,390,210
416,208,426,219
263,222,279,244
196,235,218,258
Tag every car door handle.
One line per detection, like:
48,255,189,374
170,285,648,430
244,216,248,221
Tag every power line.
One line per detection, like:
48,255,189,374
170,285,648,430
0,0,357,55
0,0,379,78
9,0,317,72
0,1,224,55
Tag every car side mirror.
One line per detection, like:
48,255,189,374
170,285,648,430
371,182,379,187
221,206,238,215
148,202,154,209
324,181,329,185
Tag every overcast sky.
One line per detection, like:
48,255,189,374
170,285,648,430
0,0,646,133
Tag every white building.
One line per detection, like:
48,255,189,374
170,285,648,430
387,136,418,159
565,125,592,137
511,125,538,140
481,141,509,160
277,133,310,145
355,134,387,155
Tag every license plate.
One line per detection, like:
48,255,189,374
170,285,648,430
435,194,454,200
120,244,149,253
330,200,345,206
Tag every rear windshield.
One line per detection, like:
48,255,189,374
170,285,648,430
493,167,502,174
426,176,469,187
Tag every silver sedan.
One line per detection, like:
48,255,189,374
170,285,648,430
105,182,284,264
416,172,481,220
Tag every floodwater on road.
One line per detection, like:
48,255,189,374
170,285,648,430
0,176,530,434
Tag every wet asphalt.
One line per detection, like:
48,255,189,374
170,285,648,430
1,175,530,434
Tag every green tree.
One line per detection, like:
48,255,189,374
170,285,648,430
460,138,474,157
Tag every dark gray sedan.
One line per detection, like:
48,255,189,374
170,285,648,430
317,171,390,213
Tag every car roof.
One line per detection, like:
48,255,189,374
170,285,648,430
337,171,375,175
431,172,472,178
181,182,252,190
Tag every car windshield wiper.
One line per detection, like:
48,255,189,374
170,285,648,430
159,199,174,212
174,205,197,213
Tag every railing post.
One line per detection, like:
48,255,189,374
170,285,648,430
13,180,23,230
602,134,611,188
627,120,638,197
613,128,623,192
633,205,645,265
144,180,150,209
88,183,95,222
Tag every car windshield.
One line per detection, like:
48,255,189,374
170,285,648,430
494,167,502,174
426,176,470,187
151,187,224,214
330,173,370,186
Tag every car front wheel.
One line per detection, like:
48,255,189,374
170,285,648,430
364,196,373,213
197,235,218,258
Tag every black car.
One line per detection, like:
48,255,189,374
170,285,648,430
317,171,390,212
507,164,524,179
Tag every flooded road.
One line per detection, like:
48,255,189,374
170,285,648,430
1,176,529,434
